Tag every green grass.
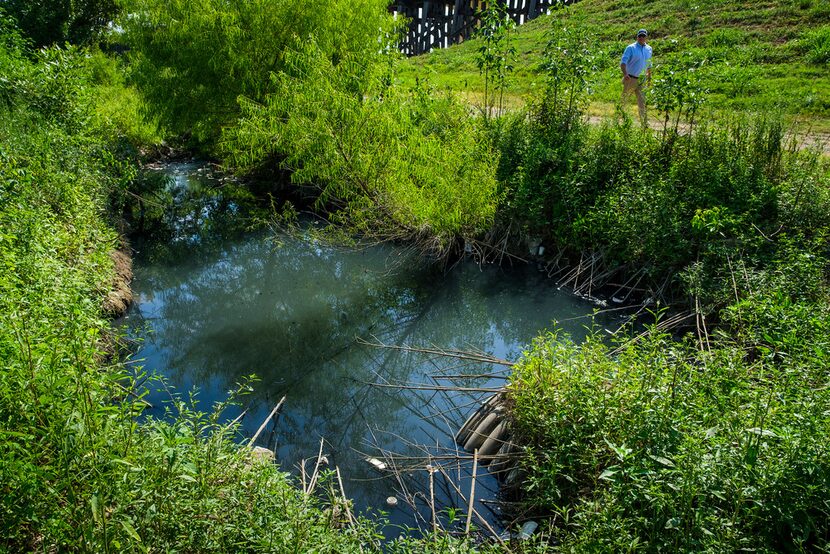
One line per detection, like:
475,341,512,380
398,0,830,132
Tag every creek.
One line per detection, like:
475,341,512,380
120,161,620,534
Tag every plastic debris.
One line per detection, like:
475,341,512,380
366,457,387,471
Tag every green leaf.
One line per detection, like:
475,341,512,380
91,494,101,524
649,455,675,468
664,517,681,529
120,520,142,543
745,427,778,438
599,467,620,481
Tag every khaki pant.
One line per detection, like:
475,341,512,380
622,76,647,125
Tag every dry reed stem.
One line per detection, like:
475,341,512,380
248,396,286,447
465,448,478,534
306,438,326,494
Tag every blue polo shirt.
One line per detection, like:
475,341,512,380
621,42,652,77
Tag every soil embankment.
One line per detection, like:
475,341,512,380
102,246,133,318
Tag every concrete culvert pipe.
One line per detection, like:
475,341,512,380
454,393,502,446
489,441,517,476
463,410,501,451
477,421,509,463
455,403,490,446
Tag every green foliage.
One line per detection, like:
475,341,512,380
0,14,27,106
649,54,707,132
0,32,456,553
118,0,397,145
510,323,830,551
801,26,830,66
539,23,600,128
492,24,599,239
0,42,92,130
497,98,830,310
86,48,163,148
224,44,500,258
1,0,118,47
475,3,516,121
0,23,156,147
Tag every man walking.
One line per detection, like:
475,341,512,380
620,29,652,125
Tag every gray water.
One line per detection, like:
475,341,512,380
122,162,619,534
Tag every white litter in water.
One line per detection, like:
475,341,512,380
366,457,387,471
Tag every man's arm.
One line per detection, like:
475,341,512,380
620,46,631,79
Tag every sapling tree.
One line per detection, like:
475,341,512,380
475,2,516,122
540,22,600,130
649,54,708,137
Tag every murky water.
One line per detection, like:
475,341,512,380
122,162,619,534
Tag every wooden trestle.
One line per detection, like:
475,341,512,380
391,0,563,56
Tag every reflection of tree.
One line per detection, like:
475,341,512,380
129,163,264,267
124,163,616,518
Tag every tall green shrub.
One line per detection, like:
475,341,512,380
224,44,500,258
510,324,830,551
118,0,397,144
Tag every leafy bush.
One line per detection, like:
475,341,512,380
119,0,397,144
493,24,599,241
224,44,500,258
510,324,830,551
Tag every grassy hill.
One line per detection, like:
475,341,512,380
398,0,830,133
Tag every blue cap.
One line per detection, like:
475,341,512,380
637,29,648,36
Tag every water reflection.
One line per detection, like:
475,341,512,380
122,162,617,531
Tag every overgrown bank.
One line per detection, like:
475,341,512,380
491,23,830,547
0,15,452,553
3,0,830,551
492,49,830,548
116,0,830,549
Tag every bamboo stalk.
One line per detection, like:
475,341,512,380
335,466,355,526
432,373,510,380
228,409,247,427
428,462,438,535
307,438,326,494
435,466,505,545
